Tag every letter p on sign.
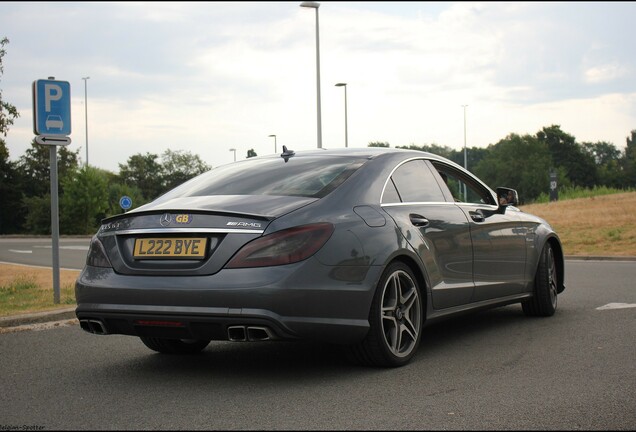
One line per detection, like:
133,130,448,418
44,83,63,111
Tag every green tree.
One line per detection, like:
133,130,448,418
22,194,51,234
0,142,22,233
161,149,210,190
16,141,79,234
582,141,625,188
582,141,622,165
0,37,22,233
368,142,390,148
107,182,146,217
0,37,19,138
247,149,257,158
396,143,456,159
622,129,636,187
60,166,109,235
18,140,80,198
118,152,164,201
474,133,555,202
461,147,490,174
537,125,598,188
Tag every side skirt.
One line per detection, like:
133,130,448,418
424,293,533,326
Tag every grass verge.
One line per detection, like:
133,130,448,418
520,191,636,256
0,264,79,316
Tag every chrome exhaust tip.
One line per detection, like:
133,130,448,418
227,325,247,342
79,319,108,335
247,326,274,341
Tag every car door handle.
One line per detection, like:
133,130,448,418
470,211,485,223
409,214,429,227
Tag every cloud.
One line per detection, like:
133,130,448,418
1,1,635,172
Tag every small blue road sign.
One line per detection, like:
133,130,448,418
33,79,71,136
120,196,132,210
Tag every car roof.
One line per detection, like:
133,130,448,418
262,146,464,171
259,146,446,161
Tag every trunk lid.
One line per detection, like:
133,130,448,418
97,195,317,276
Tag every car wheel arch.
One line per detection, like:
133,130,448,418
383,253,429,314
547,236,565,294
531,236,565,295
523,239,561,317
348,255,427,367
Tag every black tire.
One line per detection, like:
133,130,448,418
347,262,423,367
522,243,558,317
140,337,210,354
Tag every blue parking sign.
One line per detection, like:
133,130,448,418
33,79,71,136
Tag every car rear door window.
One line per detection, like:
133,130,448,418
387,159,446,203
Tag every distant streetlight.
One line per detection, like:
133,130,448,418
82,76,90,166
300,1,322,149
462,104,468,201
335,83,348,147
229,148,236,162
462,104,468,170
268,134,277,153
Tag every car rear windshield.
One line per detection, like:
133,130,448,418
158,155,367,199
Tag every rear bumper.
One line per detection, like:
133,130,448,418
75,307,369,344
75,259,382,344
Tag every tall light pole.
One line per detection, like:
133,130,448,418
462,104,468,170
300,1,322,149
335,83,348,148
268,134,277,153
229,148,236,162
462,104,468,201
82,76,90,166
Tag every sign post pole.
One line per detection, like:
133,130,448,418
33,76,72,304
549,170,558,202
49,146,60,303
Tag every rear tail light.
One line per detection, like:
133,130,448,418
225,222,334,268
86,236,113,268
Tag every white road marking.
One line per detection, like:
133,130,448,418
8,249,33,254
596,303,636,310
33,245,89,251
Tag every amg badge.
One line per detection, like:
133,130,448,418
226,221,262,228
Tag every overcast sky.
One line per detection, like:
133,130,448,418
2,1,635,172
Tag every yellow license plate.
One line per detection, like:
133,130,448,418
133,237,208,259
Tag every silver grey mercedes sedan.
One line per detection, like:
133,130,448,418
75,147,565,367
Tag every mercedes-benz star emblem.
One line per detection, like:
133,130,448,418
159,213,172,227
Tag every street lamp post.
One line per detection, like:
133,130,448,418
462,104,468,201
82,76,90,166
462,104,468,170
268,134,277,153
300,1,322,149
229,148,236,162
335,83,348,147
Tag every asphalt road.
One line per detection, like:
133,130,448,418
0,236,91,270
0,259,635,430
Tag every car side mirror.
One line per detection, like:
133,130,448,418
496,187,519,210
